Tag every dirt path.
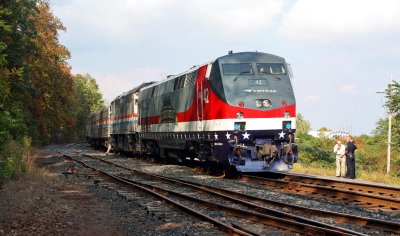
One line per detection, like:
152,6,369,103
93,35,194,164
0,145,220,236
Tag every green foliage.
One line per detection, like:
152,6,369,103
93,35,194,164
296,114,334,169
395,156,400,177
0,109,27,143
372,117,400,149
385,80,400,151
297,117,400,178
0,1,104,182
385,80,400,116
296,113,311,135
74,74,105,113
0,138,31,181
71,74,105,139
0,7,12,67
297,133,335,168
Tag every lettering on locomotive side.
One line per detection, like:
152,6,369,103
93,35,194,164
243,89,277,93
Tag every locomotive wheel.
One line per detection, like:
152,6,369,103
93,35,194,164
202,161,222,176
222,165,239,179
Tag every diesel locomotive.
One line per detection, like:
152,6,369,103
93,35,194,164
87,51,298,173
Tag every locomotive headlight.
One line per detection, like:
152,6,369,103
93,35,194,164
255,100,262,108
237,112,243,119
284,111,290,118
262,99,271,108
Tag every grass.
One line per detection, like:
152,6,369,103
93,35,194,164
293,162,400,186
356,170,400,185
292,163,335,177
0,137,39,183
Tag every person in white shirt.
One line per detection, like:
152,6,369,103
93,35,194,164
333,140,346,177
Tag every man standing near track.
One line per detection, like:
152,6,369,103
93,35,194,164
345,136,357,179
333,140,346,177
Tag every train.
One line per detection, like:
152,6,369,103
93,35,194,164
86,51,298,173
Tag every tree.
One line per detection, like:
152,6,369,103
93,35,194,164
0,0,38,144
1,0,41,180
385,80,400,151
1,1,78,144
72,74,105,139
28,2,76,144
371,118,400,150
385,80,400,117
1,1,107,181
296,113,311,135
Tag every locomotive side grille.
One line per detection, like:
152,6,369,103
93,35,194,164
184,71,198,87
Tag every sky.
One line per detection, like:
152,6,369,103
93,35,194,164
50,0,400,135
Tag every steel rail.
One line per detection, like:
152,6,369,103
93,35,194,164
77,153,370,235
280,172,400,198
117,173,359,236
173,177,400,234
241,175,400,212
76,153,363,235
61,153,251,236
82,153,400,234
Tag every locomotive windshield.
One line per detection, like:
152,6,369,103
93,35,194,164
222,63,253,75
209,52,295,110
257,63,286,75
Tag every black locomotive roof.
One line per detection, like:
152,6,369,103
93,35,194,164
216,51,285,63
134,51,285,93
130,81,156,93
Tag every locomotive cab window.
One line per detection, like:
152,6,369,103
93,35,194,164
222,63,253,75
257,63,286,75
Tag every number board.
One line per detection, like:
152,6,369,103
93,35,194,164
248,79,268,86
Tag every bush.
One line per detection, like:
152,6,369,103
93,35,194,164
394,156,400,177
296,132,400,180
0,137,32,183
297,133,336,169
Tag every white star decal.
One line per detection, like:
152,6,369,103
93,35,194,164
225,132,231,140
214,133,218,140
242,132,251,140
278,130,285,138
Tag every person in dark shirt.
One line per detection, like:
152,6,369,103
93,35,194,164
345,136,357,179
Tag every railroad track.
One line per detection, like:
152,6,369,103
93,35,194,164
241,173,400,214
61,151,400,235
281,173,400,199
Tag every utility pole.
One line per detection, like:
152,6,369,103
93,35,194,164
386,76,394,175
377,76,394,175
387,111,392,174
